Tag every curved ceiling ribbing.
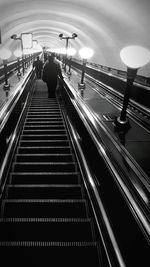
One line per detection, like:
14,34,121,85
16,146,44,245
0,0,150,76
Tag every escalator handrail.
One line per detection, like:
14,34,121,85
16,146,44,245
0,67,34,133
0,90,31,196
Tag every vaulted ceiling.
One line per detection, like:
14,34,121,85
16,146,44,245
0,0,150,76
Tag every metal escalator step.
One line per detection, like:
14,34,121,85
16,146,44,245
12,162,76,172
20,134,69,140
10,172,80,185
17,146,72,154
21,129,67,135
26,114,62,118
0,242,101,266
2,199,87,218
0,218,93,241
25,118,63,122
23,125,65,130
28,106,60,109
15,154,74,162
24,121,64,125
6,185,83,199
28,107,60,110
27,111,61,115
19,140,70,147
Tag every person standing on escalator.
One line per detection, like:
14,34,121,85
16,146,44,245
33,56,43,79
42,53,63,98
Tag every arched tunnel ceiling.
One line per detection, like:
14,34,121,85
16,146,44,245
0,0,150,76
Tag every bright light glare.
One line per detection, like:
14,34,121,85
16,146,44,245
120,45,150,69
21,33,33,49
0,48,12,60
24,44,42,55
67,48,76,56
14,49,22,58
33,40,38,49
48,48,66,54
79,47,94,59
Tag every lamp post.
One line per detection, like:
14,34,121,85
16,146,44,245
67,48,76,76
59,33,77,72
78,47,94,89
14,49,22,79
115,45,150,129
0,48,12,97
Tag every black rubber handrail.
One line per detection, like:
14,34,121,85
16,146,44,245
0,67,34,133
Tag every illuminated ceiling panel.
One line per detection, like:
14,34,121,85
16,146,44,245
0,0,149,75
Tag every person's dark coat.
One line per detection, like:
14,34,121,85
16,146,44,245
42,55,63,97
33,56,43,78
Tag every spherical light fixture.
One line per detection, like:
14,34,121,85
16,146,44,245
14,49,22,58
0,48,12,60
115,45,150,129
120,45,150,69
79,47,94,60
78,47,94,90
67,48,76,56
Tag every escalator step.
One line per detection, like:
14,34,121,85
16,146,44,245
23,125,65,130
0,242,101,266
25,118,63,122
17,146,72,154
0,218,93,241
21,129,67,135
10,172,80,185
2,200,87,218
24,122,64,126
27,111,61,115
28,108,60,111
12,162,76,172
20,134,69,140
6,185,83,199
26,114,62,118
19,140,70,147
15,154,74,162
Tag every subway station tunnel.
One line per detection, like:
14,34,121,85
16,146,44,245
0,0,150,266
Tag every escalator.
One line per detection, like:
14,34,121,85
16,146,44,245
0,84,101,266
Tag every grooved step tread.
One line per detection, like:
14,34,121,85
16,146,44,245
6,185,83,199
17,147,72,154
12,162,76,172
15,154,74,162
10,172,80,184
21,129,67,134
1,199,87,218
0,243,101,266
0,219,93,241
19,140,70,146
23,126,65,130
26,114,62,117
24,122,64,126
20,134,69,140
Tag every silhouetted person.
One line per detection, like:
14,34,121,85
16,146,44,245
42,54,63,98
44,52,48,63
33,56,43,79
